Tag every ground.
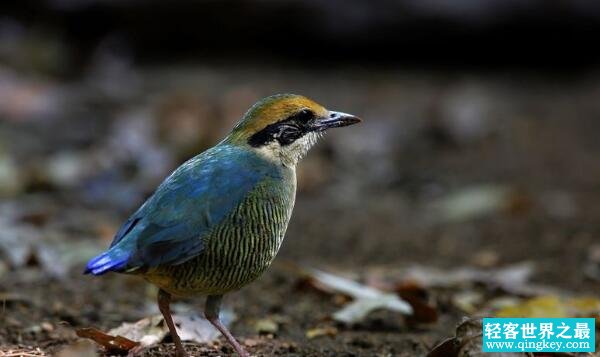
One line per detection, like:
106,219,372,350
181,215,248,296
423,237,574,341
1,66,600,356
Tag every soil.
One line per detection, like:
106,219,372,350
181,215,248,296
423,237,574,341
1,67,600,356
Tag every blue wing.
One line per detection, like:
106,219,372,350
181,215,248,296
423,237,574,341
85,145,279,275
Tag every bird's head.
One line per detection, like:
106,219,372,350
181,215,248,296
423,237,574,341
227,94,361,167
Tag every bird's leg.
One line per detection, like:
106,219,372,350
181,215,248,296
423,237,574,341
205,294,249,357
157,289,187,357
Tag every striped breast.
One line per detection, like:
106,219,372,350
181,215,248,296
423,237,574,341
144,168,296,296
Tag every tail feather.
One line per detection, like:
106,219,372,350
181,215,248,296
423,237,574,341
84,250,130,275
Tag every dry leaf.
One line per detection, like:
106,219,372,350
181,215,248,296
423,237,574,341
427,318,524,357
107,310,235,347
396,282,438,324
305,326,338,339
427,318,484,357
427,184,512,223
305,268,412,324
452,291,484,313
427,337,458,357
403,262,555,296
76,327,139,354
0,347,48,357
108,315,165,347
496,295,600,319
254,318,278,335
173,313,232,343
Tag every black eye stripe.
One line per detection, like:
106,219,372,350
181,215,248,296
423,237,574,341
247,109,316,147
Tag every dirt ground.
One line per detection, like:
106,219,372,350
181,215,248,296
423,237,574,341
1,66,600,356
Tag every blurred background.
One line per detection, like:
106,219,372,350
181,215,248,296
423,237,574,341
2,1,600,356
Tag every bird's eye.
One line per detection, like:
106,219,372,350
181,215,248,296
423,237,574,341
295,109,314,122
278,125,302,145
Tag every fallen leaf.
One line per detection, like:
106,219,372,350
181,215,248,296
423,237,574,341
0,155,23,196
76,327,139,354
333,297,409,324
305,326,338,339
396,282,438,324
44,151,90,188
427,337,457,357
469,250,499,268
35,238,104,278
0,292,34,305
403,262,554,296
103,308,235,348
305,268,412,324
452,291,484,313
0,215,104,278
496,295,600,319
173,313,232,343
0,221,39,267
254,318,278,335
0,347,48,357
427,184,512,223
243,338,261,347
108,315,165,347
428,318,492,357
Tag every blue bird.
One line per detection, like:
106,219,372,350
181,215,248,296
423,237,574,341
85,94,361,356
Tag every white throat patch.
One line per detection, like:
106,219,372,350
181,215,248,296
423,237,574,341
254,131,323,167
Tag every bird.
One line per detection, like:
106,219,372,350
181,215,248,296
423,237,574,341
84,93,361,357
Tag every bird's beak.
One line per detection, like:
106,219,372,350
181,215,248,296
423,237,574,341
313,111,362,131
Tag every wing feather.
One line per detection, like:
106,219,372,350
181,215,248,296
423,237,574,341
85,145,279,274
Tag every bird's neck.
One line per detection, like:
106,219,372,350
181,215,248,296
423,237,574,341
231,132,321,168
253,142,300,168
222,128,322,168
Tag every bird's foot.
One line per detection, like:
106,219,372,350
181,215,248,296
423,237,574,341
205,295,250,356
220,341,249,357
175,348,188,357
230,339,250,357
208,318,249,356
173,343,188,357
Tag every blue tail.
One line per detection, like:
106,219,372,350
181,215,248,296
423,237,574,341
84,249,130,275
